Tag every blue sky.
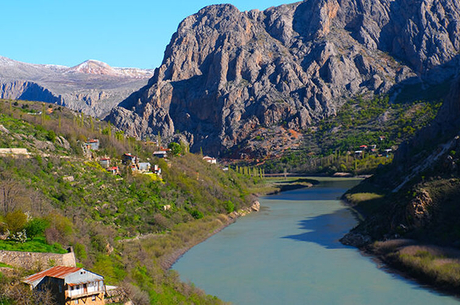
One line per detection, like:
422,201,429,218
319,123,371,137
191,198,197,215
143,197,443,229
2,0,293,69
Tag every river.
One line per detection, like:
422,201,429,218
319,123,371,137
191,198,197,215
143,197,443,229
173,178,459,304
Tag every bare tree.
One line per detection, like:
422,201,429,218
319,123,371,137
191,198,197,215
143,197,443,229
0,283,56,305
0,177,23,215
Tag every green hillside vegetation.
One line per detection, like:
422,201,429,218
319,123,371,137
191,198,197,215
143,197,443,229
0,99,261,304
263,96,441,174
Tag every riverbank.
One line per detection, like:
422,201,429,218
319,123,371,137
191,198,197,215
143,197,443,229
341,187,460,299
266,177,319,194
364,240,460,298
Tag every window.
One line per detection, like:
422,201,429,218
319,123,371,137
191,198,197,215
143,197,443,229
92,295,96,301
74,300,79,304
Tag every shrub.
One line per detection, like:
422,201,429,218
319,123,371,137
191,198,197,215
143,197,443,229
45,213,73,237
25,218,49,238
225,200,235,213
74,243,87,260
5,210,27,233
46,130,56,143
190,210,204,219
45,227,61,244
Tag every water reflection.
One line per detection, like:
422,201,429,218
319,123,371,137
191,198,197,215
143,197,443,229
282,208,354,249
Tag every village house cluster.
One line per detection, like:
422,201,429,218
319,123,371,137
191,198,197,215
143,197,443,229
84,139,166,177
353,137,393,158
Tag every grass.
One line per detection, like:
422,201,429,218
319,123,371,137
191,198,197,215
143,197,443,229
0,262,12,268
0,237,67,254
346,192,384,203
372,241,460,292
396,246,460,289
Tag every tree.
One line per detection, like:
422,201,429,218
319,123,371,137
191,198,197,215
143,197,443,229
5,210,27,233
0,177,23,215
168,142,182,156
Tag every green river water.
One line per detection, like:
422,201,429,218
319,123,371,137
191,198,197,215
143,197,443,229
173,179,460,304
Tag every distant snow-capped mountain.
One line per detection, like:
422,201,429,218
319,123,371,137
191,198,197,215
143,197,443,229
0,56,154,118
66,59,154,78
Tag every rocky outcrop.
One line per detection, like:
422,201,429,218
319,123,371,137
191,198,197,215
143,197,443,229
406,189,433,229
0,56,153,118
109,0,460,156
251,201,261,212
340,232,372,247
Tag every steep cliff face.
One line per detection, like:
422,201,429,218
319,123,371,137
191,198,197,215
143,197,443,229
0,57,153,118
109,0,460,155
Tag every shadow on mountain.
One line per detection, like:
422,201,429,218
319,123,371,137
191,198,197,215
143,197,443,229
282,208,356,249
18,82,61,104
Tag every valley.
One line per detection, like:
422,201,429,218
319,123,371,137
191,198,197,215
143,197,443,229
1,0,460,304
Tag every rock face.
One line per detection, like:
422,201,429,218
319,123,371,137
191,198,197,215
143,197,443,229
0,57,154,118
109,0,460,155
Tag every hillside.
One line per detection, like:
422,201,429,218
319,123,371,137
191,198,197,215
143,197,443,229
261,94,442,174
108,0,460,156
341,77,460,294
0,99,262,304
0,56,153,118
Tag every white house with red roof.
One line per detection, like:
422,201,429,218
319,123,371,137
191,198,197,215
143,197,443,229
203,156,217,164
23,266,105,305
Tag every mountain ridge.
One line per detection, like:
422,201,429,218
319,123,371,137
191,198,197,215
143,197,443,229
0,56,154,118
108,0,460,156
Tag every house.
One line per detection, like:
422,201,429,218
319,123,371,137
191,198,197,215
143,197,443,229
384,148,393,157
138,162,151,172
107,166,119,175
85,139,100,151
122,153,137,165
203,156,217,164
23,266,105,305
99,157,110,168
153,151,167,158
153,164,162,175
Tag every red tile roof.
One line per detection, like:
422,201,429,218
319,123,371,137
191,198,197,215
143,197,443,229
24,266,81,284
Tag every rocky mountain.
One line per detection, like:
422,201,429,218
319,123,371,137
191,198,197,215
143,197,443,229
108,0,460,156
0,56,154,118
